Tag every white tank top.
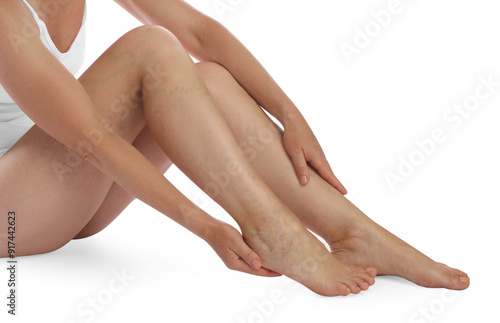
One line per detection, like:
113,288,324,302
0,0,86,157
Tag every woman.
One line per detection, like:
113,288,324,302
0,0,469,296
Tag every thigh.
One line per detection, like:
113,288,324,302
73,61,264,239
0,28,151,257
73,125,172,239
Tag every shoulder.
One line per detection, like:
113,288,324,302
0,1,40,59
0,1,36,25
0,1,48,99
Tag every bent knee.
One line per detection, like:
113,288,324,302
123,25,180,45
118,25,185,59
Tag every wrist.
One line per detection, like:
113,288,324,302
280,105,304,130
180,206,219,242
196,217,221,243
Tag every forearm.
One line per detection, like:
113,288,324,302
85,132,216,241
196,19,304,127
116,1,302,126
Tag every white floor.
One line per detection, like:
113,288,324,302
2,0,499,322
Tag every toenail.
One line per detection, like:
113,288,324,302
459,276,468,283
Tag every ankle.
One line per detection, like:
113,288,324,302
325,222,368,247
242,212,304,239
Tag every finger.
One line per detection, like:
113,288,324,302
231,259,282,277
330,173,347,195
289,148,310,185
228,241,282,277
309,155,347,195
230,239,263,270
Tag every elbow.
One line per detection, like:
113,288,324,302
68,127,114,166
50,129,106,183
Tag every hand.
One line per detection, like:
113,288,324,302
206,220,281,277
282,116,347,194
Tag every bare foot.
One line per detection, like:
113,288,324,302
241,213,376,296
327,218,470,290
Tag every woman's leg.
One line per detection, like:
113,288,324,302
195,62,469,290
0,28,174,257
73,126,172,239
125,27,375,296
0,26,374,296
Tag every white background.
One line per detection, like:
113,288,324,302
2,0,499,322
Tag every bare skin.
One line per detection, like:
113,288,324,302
76,62,469,291
0,0,468,297
198,63,470,290
0,1,376,296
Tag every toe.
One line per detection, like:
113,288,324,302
336,283,351,296
456,274,470,289
354,277,370,291
360,273,376,286
449,270,470,290
431,264,470,290
343,275,362,294
347,282,361,294
365,267,377,277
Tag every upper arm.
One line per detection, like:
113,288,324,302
0,2,104,154
114,0,214,58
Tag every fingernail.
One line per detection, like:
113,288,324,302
300,176,308,185
252,259,260,269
